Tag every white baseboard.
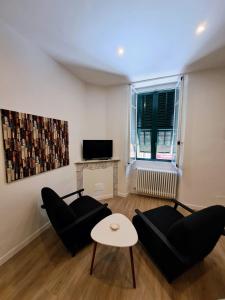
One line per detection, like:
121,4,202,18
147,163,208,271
95,193,113,200
0,222,50,266
184,203,205,210
118,192,129,198
95,192,129,200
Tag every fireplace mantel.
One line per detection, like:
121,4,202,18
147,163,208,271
75,159,120,197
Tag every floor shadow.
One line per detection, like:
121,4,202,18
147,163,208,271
90,245,135,289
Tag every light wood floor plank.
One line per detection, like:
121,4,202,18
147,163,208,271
0,194,224,300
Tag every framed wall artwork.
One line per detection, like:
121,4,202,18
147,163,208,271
1,109,69,183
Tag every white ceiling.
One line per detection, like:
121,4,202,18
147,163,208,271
1,0,225,85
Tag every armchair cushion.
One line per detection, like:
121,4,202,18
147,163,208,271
69,195,103,218
167,205,225,259
142,205,184,235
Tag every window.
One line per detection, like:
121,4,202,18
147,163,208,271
137,90,175,161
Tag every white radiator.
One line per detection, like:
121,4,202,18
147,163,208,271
136,168,178,199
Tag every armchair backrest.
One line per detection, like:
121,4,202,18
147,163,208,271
167,205,225,259
41,187,76,231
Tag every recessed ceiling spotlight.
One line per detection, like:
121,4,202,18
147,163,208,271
117,47,125,57
196,22,207,35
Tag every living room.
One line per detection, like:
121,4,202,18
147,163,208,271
0,1,225,299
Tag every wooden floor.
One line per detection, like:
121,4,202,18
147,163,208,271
0,194,225,300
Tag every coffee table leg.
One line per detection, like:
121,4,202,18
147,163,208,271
90,242,97,275
129,247,136,288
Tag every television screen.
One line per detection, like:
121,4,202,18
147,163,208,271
83,140,113,160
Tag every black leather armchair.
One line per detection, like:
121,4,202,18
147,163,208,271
132,200,225,282
41,187,112,256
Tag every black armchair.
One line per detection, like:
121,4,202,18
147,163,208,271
132,200,225,282
41,187,112,256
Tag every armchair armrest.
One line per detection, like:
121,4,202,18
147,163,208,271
171,199,195,213
61,188,84,200
41,189,85,209
59,203,109,235
135,209,190,265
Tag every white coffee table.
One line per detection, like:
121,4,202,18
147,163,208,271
90,213,138,288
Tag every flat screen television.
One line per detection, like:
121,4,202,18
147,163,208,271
83,140,113,160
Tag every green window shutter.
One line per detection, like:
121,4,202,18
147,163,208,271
137,94,153,129
155,91,175,160
137,89,175,161
137,94,153,154
157,91,175,129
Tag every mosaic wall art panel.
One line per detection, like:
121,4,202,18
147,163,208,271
1,109,69,183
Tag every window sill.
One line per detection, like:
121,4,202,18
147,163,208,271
135,159,176,172
136,158,171,162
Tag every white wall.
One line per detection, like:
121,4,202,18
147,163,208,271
78,84,117,200
106,85,130,196
76,84,131,199
78,84,130,199
83,84,107,140
0,20,108,263
178,68,225,208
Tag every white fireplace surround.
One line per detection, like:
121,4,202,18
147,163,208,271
75,159,120,197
